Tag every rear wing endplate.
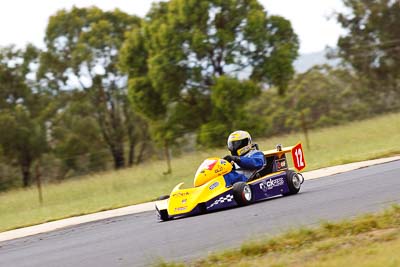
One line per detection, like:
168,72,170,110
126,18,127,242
263,143,306,172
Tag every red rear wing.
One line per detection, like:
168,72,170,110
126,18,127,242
263,142,306,172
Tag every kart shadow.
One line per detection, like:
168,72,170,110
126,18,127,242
163,192,304,222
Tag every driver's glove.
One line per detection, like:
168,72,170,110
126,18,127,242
223,155,241,164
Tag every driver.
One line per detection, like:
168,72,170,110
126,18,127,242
223,130,266,187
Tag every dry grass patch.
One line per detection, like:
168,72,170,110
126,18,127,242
158,205,400,267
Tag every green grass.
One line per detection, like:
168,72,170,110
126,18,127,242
157,205,400,267
0,112,399,232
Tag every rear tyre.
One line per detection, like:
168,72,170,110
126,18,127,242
284,170,302,195
232,182,253,206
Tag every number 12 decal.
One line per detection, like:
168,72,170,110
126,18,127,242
295,148,304,167
291,143,306,171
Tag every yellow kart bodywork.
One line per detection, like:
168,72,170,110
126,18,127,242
156,158,232,216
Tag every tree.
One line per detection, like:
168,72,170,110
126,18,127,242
0,45,50,187
249,65,367,139
119,0,299,168
50,92,109,177
198,76,261,146
335,0,400,110
39,7,146,169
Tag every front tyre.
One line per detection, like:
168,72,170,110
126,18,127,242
284,170,302,195
156,195,170,221
156,208,169,221
232,182,253,206
156,207,170,222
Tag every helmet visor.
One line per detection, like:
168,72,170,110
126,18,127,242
228,138,249,155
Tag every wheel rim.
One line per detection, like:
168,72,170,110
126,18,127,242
243,185,252,201
292,173,301,189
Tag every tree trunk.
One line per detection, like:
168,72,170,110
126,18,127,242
93,80,126,170
128,141,135,167
163,140,172,175
21,161,31,187
112,145,125,169
35,162,43,205
135,141,147,165
300,111,310,150
125,111,135,167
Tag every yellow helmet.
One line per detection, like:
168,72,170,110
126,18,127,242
227,130,252,156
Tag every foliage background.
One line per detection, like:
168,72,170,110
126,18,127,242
1,0,400,191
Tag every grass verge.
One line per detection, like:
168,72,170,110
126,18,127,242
0,112,399,232
157,205,400,267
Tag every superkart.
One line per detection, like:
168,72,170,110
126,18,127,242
155,143,306,221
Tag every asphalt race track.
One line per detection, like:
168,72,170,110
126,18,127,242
1,161,399,267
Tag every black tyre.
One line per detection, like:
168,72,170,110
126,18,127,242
157,208,169,221
198,203,207,214
232,182,253,206
284,170,302,195
156,195,170,221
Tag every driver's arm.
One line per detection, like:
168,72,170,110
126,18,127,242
238,152,265,169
